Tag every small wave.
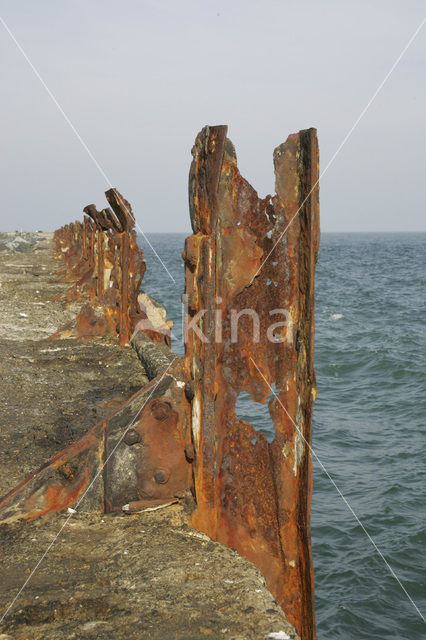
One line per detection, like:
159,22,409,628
330,313,344,321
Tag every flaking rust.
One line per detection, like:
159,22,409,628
184,125,319,640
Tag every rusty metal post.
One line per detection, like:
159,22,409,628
104,188,139,345
118,231,130,344
184,125,319,640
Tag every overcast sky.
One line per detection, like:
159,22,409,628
0,1,425,233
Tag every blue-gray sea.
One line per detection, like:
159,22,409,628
138,232,426,640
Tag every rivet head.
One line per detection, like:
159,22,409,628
124,429,140,446
184,381,194,402
151,400,172,421
154,469,169,484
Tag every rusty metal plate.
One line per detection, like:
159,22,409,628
184,125,319,640
0,422,105,524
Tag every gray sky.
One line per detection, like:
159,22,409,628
0,0,425,233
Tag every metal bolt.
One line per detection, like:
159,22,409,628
124,429,140,446
184,381,194,402
154,469,169,484
151,400,172,421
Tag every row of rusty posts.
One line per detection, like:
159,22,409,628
52,188,146,345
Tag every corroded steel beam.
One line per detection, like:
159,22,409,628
105,188,135,232
184,125,319,640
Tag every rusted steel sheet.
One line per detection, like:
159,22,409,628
103,358,193,513
0,422,106,524
184,125,319,640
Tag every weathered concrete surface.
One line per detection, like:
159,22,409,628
0,232,78,340
0,506,298,640
0,236,299,640
0,233,148,498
